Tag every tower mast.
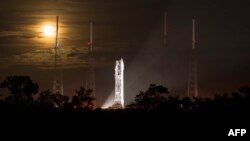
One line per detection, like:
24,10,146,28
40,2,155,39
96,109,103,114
53,16,63,95
188,19,198,97
192,19,195,50
56,16,59,49
86,21,96,107
90,21,93,52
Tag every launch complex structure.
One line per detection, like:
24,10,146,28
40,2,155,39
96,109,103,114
51,13,198,108
103,13,199,108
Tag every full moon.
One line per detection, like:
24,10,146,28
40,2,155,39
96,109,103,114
43,25,54,37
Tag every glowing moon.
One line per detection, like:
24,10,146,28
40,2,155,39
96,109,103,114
43,25,54,37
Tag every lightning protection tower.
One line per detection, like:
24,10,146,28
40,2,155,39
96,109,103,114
187,19,198,97
86,21,96,105
53,16,64,95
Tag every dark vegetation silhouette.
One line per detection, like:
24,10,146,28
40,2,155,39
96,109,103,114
72,87,95,109
0,75,38,106
0,75,249,138
127,84,169,111
0,75,249,114
36,89,69,109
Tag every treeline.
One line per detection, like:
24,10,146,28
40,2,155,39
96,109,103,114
0,75,95,112
0,75,249,113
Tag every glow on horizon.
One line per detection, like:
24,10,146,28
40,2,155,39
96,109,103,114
101,96,114,109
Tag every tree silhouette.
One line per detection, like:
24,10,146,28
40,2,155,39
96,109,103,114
51,93,69,108
36,90,54,108
36,89,69,108
0,75,39,105
165,96,181,112
73,87,95,109
239,86,250,96
180,97,194,111
128,84,169,111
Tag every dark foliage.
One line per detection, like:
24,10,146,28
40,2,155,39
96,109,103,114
73,87,96,109
0,75,39,105
0,75,249,115
127,84,169,111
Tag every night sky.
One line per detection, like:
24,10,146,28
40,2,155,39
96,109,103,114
0,0,250,107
